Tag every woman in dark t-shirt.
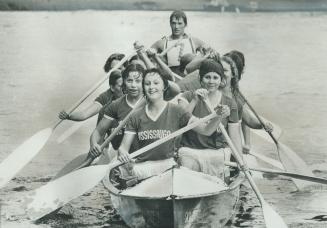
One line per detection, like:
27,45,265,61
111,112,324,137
177,59,241,178
221,51,273,154
58,53,125,123
117,68,224,180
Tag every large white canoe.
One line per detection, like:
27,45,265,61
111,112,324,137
103,162,244,228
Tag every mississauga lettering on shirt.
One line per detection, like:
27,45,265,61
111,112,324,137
138,129,171,140
111,121,124,135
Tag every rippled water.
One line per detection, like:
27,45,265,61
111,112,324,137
0,11,327,227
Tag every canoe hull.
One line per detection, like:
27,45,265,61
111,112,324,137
107,172,242,228
111,196,173,228
110,184,240,228
174,188,240,228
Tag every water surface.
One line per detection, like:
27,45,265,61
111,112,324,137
0,11,327,227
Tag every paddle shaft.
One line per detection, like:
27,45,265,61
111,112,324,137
236,89,278,145
158,39,183,57
100,97,145,151
249,151,284,170
76,96,146,168
53,52,135,130
204,98,288,226
203,99,265,203
225,161,327,185
237,89,315,191
219,123,265,201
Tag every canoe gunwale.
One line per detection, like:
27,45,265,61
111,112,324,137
105,161,177,197
117,190,230,200
106,161,124,195
228,173,245,189
105,161,245,199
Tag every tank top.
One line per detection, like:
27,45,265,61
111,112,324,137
164,35,196,67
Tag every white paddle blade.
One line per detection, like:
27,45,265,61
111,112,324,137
262,202,288,228
244,153,263,179
0,128,52,189
23,164,108,220
250,151,284,170
57,115,97,144
278,143,314,190
252,116,282,144
56,121,85,143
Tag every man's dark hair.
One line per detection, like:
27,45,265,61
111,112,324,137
170,10,187,26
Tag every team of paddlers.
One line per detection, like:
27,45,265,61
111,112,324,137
58,9,273,217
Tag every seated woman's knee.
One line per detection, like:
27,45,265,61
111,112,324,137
178,155,201,172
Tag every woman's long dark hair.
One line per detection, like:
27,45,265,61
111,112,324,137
103,53,125,73
142,68,169,97
121,63,145,94
108,70,122,86
223,51,245,92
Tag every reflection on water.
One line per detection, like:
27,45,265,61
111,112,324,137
231,189,263,228
0,11,327,227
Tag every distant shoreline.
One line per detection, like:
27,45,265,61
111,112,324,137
1,0,327,12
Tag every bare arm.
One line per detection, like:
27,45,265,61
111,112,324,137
191,97,229,136
191,115,222,136
242,121,251,154
185,45,220,73
145,47,182,82
88,116,114,158
242,106,263,129
59,102,102,121
187,39,219,73
150,39,165,53
203,98,243,153
153,54,182,81
117,133,136,163
242,106,273,135
90,117,113,149
227,121,243,156
185,55,208,73
166,81,181,100
178,89,223,134
192,37,206,50
136,48,156,69
177,94,198,114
